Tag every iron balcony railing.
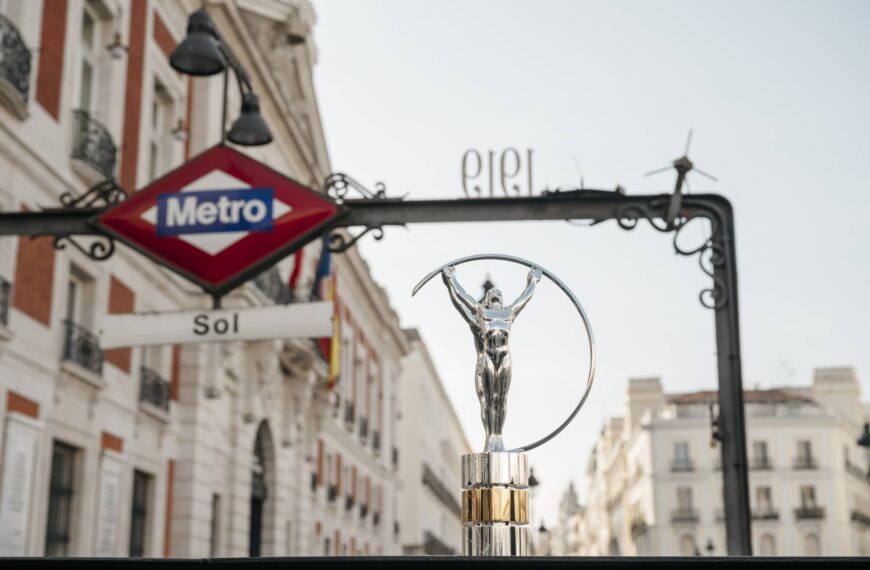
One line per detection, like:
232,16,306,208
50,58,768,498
359,417,369,440
0,276,10,327
752,508,779,520
750,457,773,470
422,463,462,515
0,14,32,105
327,484,338,503
671,508,699,523
139,366,171,412
360,503,368,519
795,505,825,520
793,455,818,470
851,510,870,528
423,531,455,556
392,446,399,469
253,267,293,305
373,512,380,526
310,473,317,492
844,459,869,483
62,319,102,375
671,459,694,472
344,402,355,426
71,110,117,180
345,495,353,511
373,430,381,453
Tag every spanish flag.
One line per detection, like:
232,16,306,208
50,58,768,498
313,239,341,389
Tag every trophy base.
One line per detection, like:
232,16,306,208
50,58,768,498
461,451,530,556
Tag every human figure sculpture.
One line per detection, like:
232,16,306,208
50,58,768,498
441,265,543,451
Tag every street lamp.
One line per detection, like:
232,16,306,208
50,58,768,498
169,9,272,146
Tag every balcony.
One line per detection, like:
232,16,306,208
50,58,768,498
360,503,368,519
845,459,870,483
671,508,699,523
373,430,381,454
0,277,10,327
71,110,117,181
394,521,400,536
392,446,399,470
253,267,293,304
139,366,171,412
344,402,354,426
310,473,317,492
423,530,455,556
793,456,818,470
851,510,870,528
62,320,103,375
752,508,779,521
345,495,353,512
422,463,462,514
359,417,369,441
750,457,773,470
794,505,825,520
0,14,31,117
373,512,380,526
327,484,338,503
670,459,694,472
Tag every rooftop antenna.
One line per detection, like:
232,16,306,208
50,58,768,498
571,155,585,190
644,129,718,227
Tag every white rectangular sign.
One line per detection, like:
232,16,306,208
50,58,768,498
0,416,40,556
99,302,333,349
94,454,123,556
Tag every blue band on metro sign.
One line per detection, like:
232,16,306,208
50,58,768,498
157,188,274,236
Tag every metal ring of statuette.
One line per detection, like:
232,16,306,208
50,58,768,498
411,253,596,453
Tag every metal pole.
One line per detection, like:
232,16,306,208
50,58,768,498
220,69,229,143
707,198,753,555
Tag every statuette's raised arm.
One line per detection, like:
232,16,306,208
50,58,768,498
510,267,543,318
442,266,478,325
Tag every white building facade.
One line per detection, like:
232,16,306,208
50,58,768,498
0,0,428,558
398,328,471,555
563,368,870,556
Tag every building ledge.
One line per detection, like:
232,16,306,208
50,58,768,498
61,359,105,390
138,400,170,423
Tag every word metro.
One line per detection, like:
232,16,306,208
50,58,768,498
157,187,275,236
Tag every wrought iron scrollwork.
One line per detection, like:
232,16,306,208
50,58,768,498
0,14,32,106
324,173,389,203
54,181,125,261
613,200,727,309
327,226,384,253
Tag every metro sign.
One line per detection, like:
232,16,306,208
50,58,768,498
95,145,342,296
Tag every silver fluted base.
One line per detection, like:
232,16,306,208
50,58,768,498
461,452,530,556
463,525,530,556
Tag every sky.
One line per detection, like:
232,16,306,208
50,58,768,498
310,0,870,527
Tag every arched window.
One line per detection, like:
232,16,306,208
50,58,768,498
759,533,776,556
679,534,696,556
804,532,820,556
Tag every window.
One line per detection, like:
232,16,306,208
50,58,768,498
800,485,817,508
209,494,221,556
756,486,772,512
676,487,693,510
752,441,769,465
66,267,95,329
78,5,99,112
323,538,330,556
797,440,813,463
673,442,691,470
45,442,77,556
148,82,175,181
759,533,776,556
129,470,152,557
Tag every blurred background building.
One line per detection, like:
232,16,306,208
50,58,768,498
0,0,467,558
550,368,870,556
398,328,471,555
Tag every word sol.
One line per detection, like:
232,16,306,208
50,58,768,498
462,148,534,198
193,312,240,336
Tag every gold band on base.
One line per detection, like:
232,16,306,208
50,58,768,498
462,487,529,524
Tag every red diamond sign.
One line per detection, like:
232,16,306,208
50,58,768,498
95,145,342,296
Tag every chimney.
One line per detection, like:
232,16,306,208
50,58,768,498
626,377,665,431
812,367,863,427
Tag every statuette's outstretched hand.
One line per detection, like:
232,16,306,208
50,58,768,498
529,267,543,283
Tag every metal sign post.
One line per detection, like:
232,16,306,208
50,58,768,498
0,177,752,555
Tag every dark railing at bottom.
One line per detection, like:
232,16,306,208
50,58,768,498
0,277,10,326
139,366,171,412
62,319,103,375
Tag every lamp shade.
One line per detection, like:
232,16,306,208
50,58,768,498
169,10,226,76
227,93,272,146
